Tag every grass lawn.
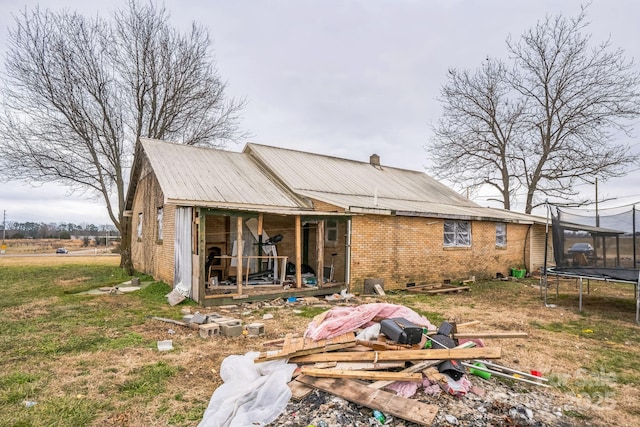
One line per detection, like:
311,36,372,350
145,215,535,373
1,256,639,426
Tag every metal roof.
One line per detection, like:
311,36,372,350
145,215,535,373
140,138,308,211
136,139,572,224
244,144,542,222
245,143,479,207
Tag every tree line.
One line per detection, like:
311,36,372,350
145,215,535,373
1,222,119,240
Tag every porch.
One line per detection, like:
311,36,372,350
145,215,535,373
192,208,352,306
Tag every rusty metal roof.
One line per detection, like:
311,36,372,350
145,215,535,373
140,138,308,211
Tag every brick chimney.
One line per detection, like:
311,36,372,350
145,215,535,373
370,153,380,167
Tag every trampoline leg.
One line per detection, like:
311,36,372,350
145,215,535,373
587,279,590,295
636,280,640,325
579,277,583,312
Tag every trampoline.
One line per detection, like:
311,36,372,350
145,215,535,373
542,204,640,324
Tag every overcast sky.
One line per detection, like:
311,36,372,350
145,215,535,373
1,0,639,226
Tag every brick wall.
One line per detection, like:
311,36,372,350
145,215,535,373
130,160,175,285
349,215,530,293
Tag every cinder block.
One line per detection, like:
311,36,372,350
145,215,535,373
199,323,220,338
246,322,265,337
217,318,241,327
190,312,207,325
182,314,194,323
220,320,244,337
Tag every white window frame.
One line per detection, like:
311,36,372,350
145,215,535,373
325,219,338,244
496,223,507,248
157,207,164,241
444,220,471,247
137,213,143,239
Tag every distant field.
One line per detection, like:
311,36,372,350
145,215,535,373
0,255,120,267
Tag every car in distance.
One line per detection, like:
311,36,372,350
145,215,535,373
55,247,69,254
567,242,594,257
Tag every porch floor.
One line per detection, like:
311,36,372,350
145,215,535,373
201,283,346,307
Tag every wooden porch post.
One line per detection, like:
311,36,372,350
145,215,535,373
316,220,325,286
237,216,243,295
296,215,302,288
257,213,264,272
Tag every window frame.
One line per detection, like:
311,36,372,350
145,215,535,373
325,219,338,244
495,222,507,248
443,220,471,247
137,213,143,240
156,207,164,242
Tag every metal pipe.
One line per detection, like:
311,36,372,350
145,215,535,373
461,362,550,387
472,359,548,382
345,218,352,291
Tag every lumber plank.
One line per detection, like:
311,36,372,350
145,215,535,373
289,379,314,401
290,347,502,364
453,331,528,339
256,332,356,362
456,320,481,328
297,375,438,426
368,359,440,389
406,284,470,294
300,368,422,382
423,286,470,294
367,340,477,389
333,361,405,371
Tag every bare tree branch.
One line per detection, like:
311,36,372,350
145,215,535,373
0,1,246,270
427,6,640,213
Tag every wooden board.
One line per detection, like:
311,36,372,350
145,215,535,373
297,375,438,426
291,346,502,364
407,284,470,294
300,368,423,382
333,361,405,371
453,331,528,339
289,379,315,400
255,332,356,362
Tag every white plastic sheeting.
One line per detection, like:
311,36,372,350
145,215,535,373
174,207,192,297
198,352,297,427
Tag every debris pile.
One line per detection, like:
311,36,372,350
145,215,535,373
198,303,565,427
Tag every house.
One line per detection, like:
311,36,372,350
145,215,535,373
125,138,549,305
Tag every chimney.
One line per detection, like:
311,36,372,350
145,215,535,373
370,153,380,167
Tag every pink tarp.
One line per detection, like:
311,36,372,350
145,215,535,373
304,303,436,341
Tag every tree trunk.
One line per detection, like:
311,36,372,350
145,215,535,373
119,215,134,276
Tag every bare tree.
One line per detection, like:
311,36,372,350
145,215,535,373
427,7,640,213
429,59,526,210
0,1,245,272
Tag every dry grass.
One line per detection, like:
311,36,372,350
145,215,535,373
1,256,639,426
0,254,120,267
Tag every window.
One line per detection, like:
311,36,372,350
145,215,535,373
496,223,507,247
157,207,164,241
325,220,338,243
444,220,471,247
137,213,143,239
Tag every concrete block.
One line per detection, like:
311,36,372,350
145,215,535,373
217,318,241,327
182,314,194,323
220,319,244,337
190,312,207,325
199,323,220,338
246,322,265,337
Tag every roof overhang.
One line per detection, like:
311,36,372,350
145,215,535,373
166,199,352,217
